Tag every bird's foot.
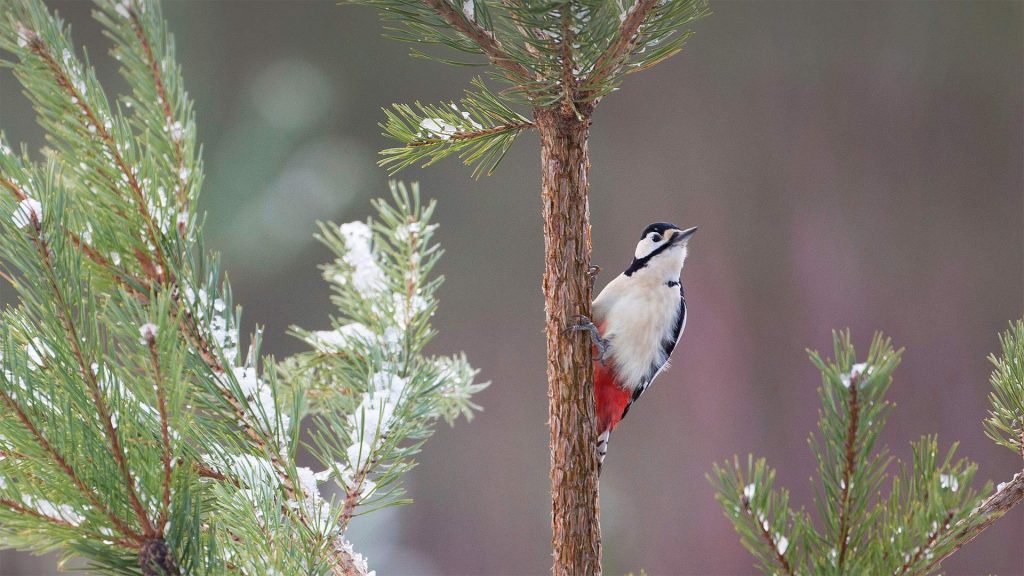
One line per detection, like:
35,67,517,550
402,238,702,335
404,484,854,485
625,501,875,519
566,314,611,365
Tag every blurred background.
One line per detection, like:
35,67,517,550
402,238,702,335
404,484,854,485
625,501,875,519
1,0,1021,574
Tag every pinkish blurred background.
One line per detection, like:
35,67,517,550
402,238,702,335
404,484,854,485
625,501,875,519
1,1,1021,574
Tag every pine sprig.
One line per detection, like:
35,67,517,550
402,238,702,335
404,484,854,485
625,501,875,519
709,331,1022,576
984,320,1024,457
710,456,803,576
287,182,488,531
354,0,709,175
380,77,534,177
1,1,487,574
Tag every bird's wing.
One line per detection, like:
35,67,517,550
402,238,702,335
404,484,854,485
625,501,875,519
620,285,686,421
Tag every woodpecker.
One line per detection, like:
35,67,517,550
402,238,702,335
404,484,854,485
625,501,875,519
572,222,697,473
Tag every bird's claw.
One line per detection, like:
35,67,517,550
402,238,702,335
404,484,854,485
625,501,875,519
566,314,611,365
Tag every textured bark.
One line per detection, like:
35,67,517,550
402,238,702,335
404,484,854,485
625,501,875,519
535,107,601,576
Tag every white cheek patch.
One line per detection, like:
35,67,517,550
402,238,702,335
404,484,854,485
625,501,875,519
634,236,656,259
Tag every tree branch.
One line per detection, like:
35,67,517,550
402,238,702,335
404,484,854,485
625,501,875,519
919,471,1024,574
585,0,659,91
25,30,171,283
407,120,534,147
837,375,860,569
740,490,794,576
419,0,532,80
0,389,143,542
125,7,190,216
24,213,156,538
145,333,173,532
895,510,953,576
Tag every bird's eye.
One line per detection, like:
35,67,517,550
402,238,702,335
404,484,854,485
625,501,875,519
651,234,663,242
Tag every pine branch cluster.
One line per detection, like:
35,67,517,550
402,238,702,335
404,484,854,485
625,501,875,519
0,1,486,574
356,0,709,176
711,329,1024,575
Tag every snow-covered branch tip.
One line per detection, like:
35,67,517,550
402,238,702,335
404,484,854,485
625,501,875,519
380,78,534,177
1,1,487,574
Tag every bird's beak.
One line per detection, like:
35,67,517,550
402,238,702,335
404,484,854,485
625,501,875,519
672,226,698,243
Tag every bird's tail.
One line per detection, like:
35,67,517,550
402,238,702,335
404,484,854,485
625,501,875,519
596,430,611,476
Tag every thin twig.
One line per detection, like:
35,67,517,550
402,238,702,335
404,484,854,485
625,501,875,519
0,497,137,548
740,488,794,576
0,175,28,202
0,389,143,542
27,33,171,284
29,225,156,538
895,511,954,576
585,0,659,91
126,8,190,216
146,334,173,532
407,121,535,147
420,0,532,80
837,375,860,569
499,0,544,59
918,471,1024,574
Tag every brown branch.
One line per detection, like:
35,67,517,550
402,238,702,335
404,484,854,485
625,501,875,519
126,8,190,215
0,389,143,542
0,269,17,288
408,121,535,147
192,461,232,483
917,471,1024,575
146,334,173,532
27,34,171,283
895,510,954,576
585,0,659,91
0,497,137,548
837,375,860,569
1,175,28,202
23,216,156,538
740,490,794,576
420,0,532,80
499,0,544,59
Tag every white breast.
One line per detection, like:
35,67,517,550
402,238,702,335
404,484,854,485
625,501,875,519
593,273,681,392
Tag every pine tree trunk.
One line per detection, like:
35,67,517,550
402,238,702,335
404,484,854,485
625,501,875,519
535,107,601,576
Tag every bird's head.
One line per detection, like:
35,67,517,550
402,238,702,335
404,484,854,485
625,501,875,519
626,222,698,277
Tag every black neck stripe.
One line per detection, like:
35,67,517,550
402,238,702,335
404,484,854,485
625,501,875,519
624,241,675,276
